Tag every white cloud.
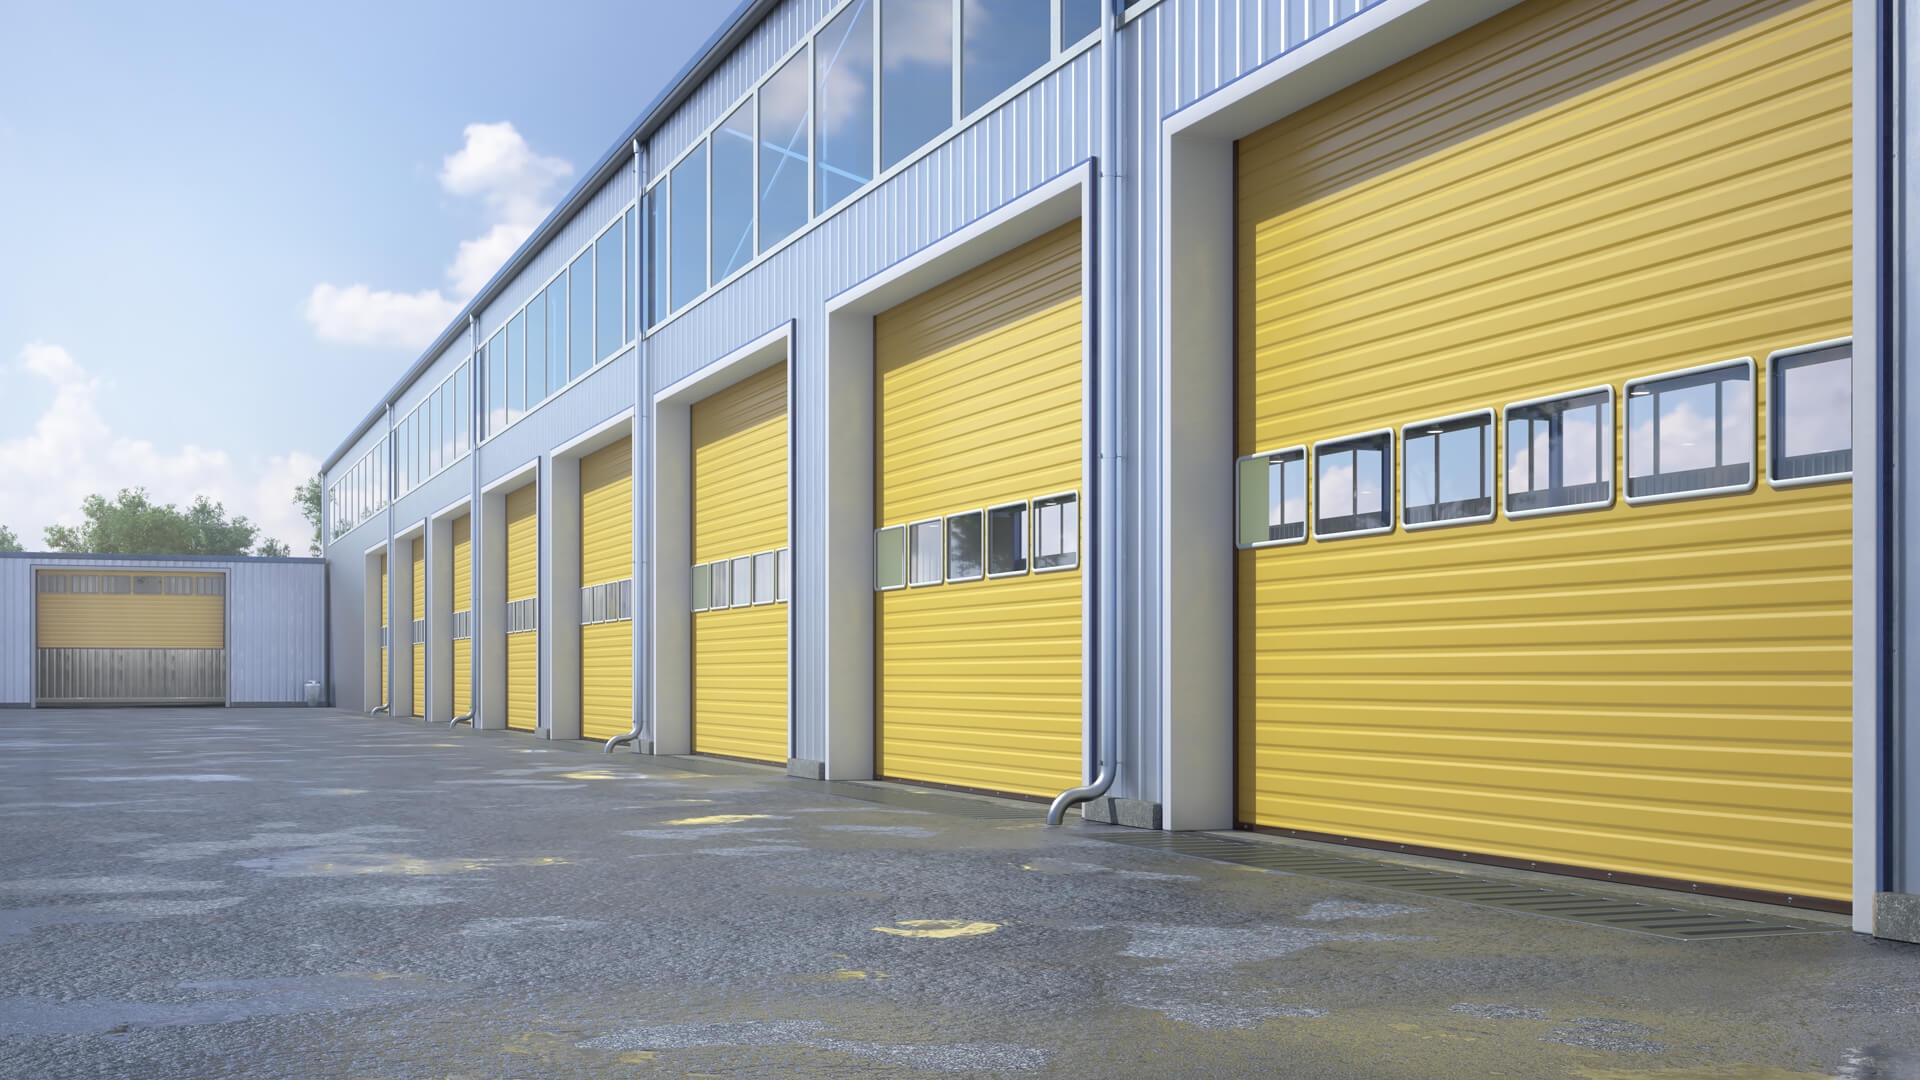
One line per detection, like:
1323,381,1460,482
305,121,573,349
0,343,316,554
302,283,462,349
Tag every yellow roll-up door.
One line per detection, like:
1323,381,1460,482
506,483,539,732
452,514,472,718
379,554,389,707
35,570,225,704
410,537,425,717
1235,0,1851,902
874,223,1084,798
691,363,788,763
581,437,634,742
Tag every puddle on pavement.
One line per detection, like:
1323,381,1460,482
575,1021,1047,1072
236,850,570,877
0,974,435,1036
61,774,251,783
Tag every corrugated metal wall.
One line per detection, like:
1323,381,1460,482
0,555,325,706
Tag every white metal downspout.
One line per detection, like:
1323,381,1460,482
1050,0,1122,824
452,313,480,727
608,137,649,752
372,401,396,714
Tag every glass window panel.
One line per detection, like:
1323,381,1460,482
1625,364,1752,500
881,0,953,170
759,47,811,251
754,551,779,604
1062,0,1101,43
963,0,1050,114
1437,426,1482,504
987,502,1027,575
1506,390,1614,515
645,186,669,328
815,0,874,214
597,217,625,357
1405,415,1492,526
1404,434,1435,513
455,364,469,458
777,547,791,602
488,335,508,435
692,562,711,612
546,272,568,392
1314,434,1392,536
671,145,708,311
730,555,753,607
908,519,943,586
1772,343,1852,481
624,206,636,341
945,510,983,582
710,560,729,610
1033,493,1078,570
430,391,443,475
525,292,548,406
570,253,593,379
1238,450,1306,546
875,525,907,590
712,101,756,283
506,312,526,422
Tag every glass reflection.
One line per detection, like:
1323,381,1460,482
712,101,756,282
881,0,952,170
1062,0,1101,43
671,145,708,311
569,252,593,379
816,0,874,213
506,311,526,422
645,187,668,327
1625,366,1751,497
760,48,811,250
525,288,547,406
545,272,568,394
946,510,983,581
1315,435,1390,534
596,216,623,358
1506,392,1611,514
1774,345,1851,481
963,0,1049,114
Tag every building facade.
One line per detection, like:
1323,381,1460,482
320,0,1919,937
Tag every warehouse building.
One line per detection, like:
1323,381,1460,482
319,0,1919,939
0,553,327,708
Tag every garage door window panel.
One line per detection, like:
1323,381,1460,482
1236,446,1307,548
691,563,712,612
945,510,983,583
986,501,1029,577
730,555,753,608
1032,492,1079,572
874,524,906,591
1504,387,1614,518
1313,433,1393,539
753,551,779,605
1625,359,1755,504
1768,339,1852,487
908,518,943,586
1402,412,1494,529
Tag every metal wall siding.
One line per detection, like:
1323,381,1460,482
226,561,327,703
0,561,30,703
477,349,635,487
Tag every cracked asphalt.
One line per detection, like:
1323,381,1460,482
1,708,1917,1079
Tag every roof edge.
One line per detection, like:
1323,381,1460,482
321,0,778,477
1,552,327,565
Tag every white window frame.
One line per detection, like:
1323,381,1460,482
1501,385,1615,520
943,508,985,584
1310,430,1395,541
874,524,907,591
753,550,780,605
1766,337,1853,489
777,547,791,603
1234,444,1308,550
1398,410,1496,532
1622,357,1757,507
907,516,944,587
730,554,754,608
985,500,1030,578
1030,490,1081,573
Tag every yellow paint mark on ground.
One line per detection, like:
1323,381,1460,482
557,770,622,780
663,813,777,825
1574,1060,1827,1068
873,919,1000,938
797,969,891,981
617,1051,657,1063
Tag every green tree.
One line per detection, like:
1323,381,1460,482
256,537,291,558
0,525,20,553
43,488,265,556
295,474,322,556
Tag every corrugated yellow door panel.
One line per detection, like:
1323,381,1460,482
690,363,787,763
505,483,539,731
582,621,632,742
507,633,538,732
692,606,786,761
875,222,1084,797
1236,0,1851,900
411,538,425,716
452,514,472,716
35,574,225,649
581,438,634,742
379,555,388,627
381,648,388,705
380,554,388,706
581,438,633,586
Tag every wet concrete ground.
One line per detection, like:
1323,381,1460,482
0,708,1916,1080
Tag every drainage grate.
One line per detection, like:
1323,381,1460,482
1089,831,1840,941
813,780,1035,821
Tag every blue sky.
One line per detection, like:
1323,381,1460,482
0,0,734,552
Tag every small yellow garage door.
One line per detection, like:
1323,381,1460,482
1235,0,1851,901
35,570,226,704
581,438,634,742
506,483,539,732
691,363,789,763
874,222,1084,798
410,536,425,717
451,514,473,718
